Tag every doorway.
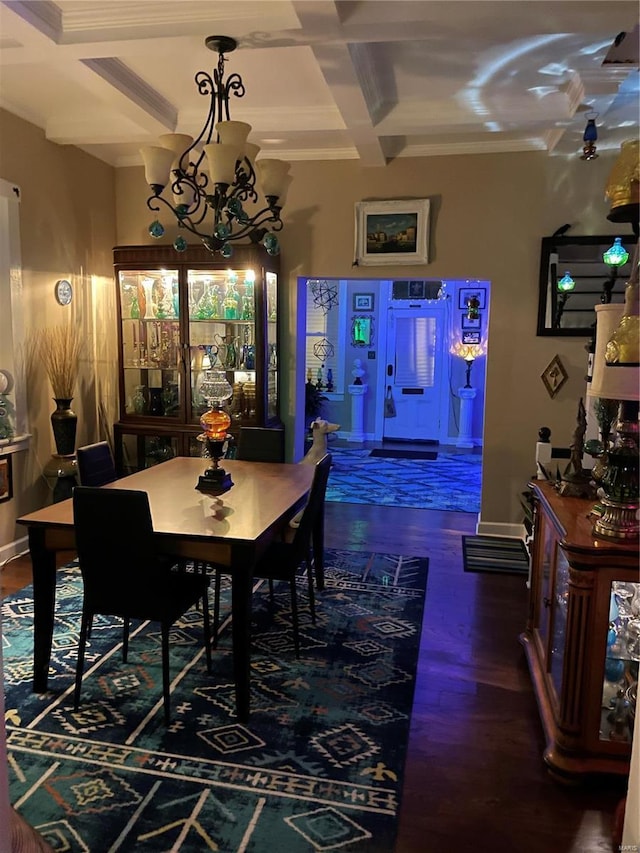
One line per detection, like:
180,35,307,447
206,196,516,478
382,304,446,442
296,276,488,458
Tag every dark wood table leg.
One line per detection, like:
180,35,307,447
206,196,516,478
28,527,57,693
230,552,253,722
313,505,325,591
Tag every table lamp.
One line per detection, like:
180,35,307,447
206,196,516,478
196,369,234,492
587,243,639,539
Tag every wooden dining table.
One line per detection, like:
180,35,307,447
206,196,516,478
17,456,315,722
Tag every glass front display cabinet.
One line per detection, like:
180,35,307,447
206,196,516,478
113,244,280,474
521,481,638,780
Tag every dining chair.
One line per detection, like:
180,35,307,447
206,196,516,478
76,441,117,486
236,426,285,462
72,486,212,725
212,453,331,657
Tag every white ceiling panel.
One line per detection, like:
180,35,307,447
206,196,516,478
0,0,636,167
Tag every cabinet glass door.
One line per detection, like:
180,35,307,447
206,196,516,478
266,271,278,420
600,580,639,744
535,513,554,650
118,270,181,418
118,431,178,473
549,548,569,695
188,268,258,425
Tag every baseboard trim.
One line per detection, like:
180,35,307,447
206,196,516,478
476,520,527,539
0,536,29,566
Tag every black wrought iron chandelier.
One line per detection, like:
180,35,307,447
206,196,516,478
140,36,291,257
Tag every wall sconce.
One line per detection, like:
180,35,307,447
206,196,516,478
601,237,630,303
580,112,599,160
555,271,575,327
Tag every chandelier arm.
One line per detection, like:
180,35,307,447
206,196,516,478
222,210,283,243
146,194,211,233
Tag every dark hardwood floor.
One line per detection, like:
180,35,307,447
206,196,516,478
1,503,625,852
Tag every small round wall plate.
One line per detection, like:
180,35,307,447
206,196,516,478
55,279,73,305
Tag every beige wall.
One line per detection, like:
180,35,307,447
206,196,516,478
117,149,625,527
0,109,625,538
0,110,117,552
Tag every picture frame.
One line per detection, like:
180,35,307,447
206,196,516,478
458,287,486,310
355,199,430,266
461,314,481,330
351,315,374,347
462,330,481,345
0,456,12,502
353,293,374,312
541,355,568,399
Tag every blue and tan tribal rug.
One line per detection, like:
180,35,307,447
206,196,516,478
326,447,481,513
3,549,428,852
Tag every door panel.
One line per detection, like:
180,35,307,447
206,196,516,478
383,308,443,441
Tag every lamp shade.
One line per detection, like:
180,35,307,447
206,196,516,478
139,146,175,189
256,159,290,200
158,133,194,155
588,303,639,401
605,139,639,225
204,143,242,185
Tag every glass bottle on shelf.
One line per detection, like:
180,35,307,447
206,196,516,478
133,385,146,415
223,282,240,319
242,278,254,319
194,285,220,320
141,279,156,320
130,293,140,319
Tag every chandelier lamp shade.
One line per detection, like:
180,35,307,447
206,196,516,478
140,36,291,258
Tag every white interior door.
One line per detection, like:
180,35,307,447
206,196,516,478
383,307,444,441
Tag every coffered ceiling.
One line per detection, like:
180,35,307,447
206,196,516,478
0,0,638,168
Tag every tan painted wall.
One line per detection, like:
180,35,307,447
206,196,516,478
0,110,117,550
0,110,624,534
116,149,625,526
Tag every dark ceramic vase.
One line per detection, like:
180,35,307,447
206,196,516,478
51,397,77,456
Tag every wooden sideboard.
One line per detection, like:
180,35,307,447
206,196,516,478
520,481,638,780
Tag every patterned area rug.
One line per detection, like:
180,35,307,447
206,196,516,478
462,535,529,575
326,447,481,513
4,549,428,852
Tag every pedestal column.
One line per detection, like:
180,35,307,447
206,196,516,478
348,384,368,443
456,386,477,448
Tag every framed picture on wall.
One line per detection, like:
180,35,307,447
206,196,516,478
461,313,481,330
462,330,481,345
353,293,374,311
0,456,12,502
351,315,374,347
458,287,486,310
355,199,430,266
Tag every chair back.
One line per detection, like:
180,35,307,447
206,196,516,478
290,454,331,562
72,486,160,616
76,441,117,486
236,427,285,462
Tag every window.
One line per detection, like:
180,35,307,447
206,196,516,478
0,178,29,446
305,279,347,394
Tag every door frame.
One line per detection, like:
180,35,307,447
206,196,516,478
373,293,450,443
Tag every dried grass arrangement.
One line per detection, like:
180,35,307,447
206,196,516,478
37,325,83,400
